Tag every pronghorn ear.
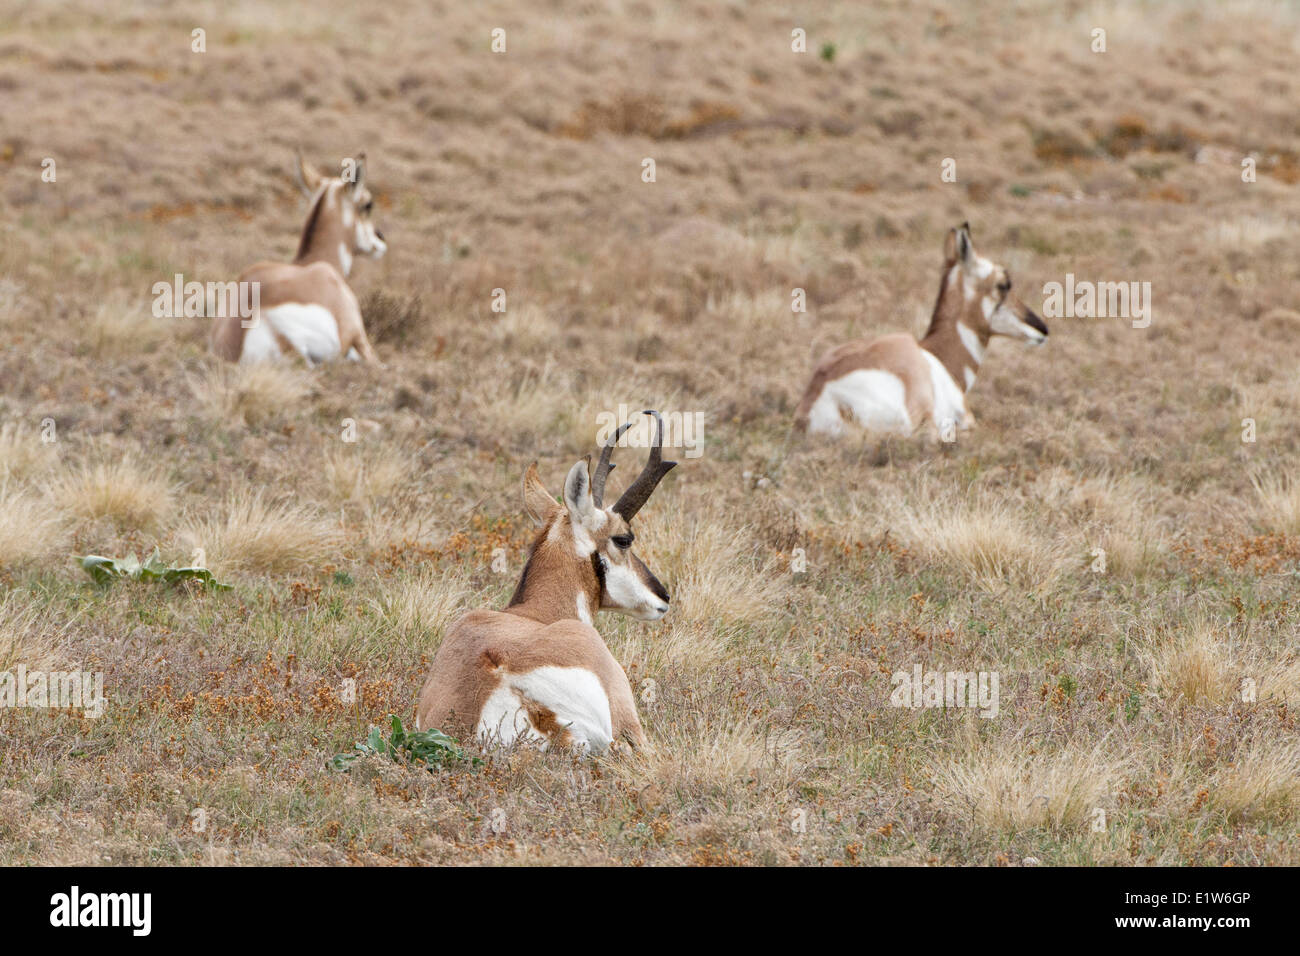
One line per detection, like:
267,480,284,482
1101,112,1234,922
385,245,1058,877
297,151,324,197
348,152,367,192
563,458,599,527
522,463,558,527
945,223,973,265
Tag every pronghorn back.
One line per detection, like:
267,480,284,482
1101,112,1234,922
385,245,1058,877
795,223,1048,440
212,260,357,363
415,611,645,751
795,333,934,438
210,152,387,366
415,412,678,755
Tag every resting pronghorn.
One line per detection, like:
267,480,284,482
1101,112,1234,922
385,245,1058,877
795,224,1048,440
415,412,677,754
211,152,387,365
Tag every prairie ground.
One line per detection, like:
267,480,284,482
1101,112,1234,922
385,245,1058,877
1,0,1299,866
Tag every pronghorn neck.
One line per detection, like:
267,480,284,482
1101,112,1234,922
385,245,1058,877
505,522,602,626
293,183,353,277
918,264,988,393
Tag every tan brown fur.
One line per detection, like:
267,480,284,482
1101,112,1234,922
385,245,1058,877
795,333,935,429
415,609,647,747
415,452,672,752
210,156,384,365
211,257,374,363
795,224,1046,435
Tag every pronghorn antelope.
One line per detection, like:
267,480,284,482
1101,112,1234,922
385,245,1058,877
211,152,387,365
415,412,677,754
795,224,1048,439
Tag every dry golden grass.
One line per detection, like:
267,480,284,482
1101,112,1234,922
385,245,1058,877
177,489,344,576
615,715,803,794
0,423,58,483
322,445,411,505
932,742,1126,833
1210,738,1300,825
369,566,471,652
1250,469,1300,535
891,491,1064,592
469,361,584,451
48,455,174,530
0,278,27,331
83,300,169,358
485,303,561,350
188,362,311,427
1034,469,1168,577
0,591,68,672
2,0,1299,867
0,486,67,570
1258,655,1300,705
1143,618,1235,707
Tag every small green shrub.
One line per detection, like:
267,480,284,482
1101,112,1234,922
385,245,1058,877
79,548,230,590
328,715,480,772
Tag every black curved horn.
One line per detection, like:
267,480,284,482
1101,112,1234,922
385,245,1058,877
592,420,636,507
612,410,677,520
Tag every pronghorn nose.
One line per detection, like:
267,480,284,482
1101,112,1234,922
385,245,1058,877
647,574,670,606
1026,310,1048,336
374,229,385,241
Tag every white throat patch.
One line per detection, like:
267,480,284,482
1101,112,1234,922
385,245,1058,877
602,555,668,620
957,321,984,365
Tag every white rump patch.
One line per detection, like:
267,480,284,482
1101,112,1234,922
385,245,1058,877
476,666,614,754
806,368,913,437
240,317,282,364
477,683,547,748
244,303,341,366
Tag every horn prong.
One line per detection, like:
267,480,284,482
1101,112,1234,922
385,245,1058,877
592,420,635,507
611,410,678,521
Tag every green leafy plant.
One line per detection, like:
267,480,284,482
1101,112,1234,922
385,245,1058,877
79,548,231,590
1057,674,1078,699
1124,690,1142,722
819,42,837,62
328,715,479,772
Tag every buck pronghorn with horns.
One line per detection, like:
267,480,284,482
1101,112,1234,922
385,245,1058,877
416,411,678,754
795,224,1048,440
211,152,387,365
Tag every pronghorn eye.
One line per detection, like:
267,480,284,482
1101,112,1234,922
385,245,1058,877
361,200,373,214
611,534,633,550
